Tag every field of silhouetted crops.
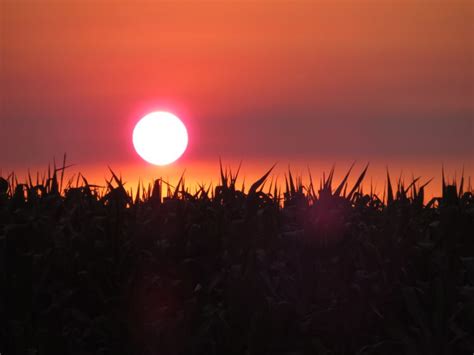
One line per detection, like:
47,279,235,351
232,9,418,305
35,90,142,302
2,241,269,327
1,163,474,355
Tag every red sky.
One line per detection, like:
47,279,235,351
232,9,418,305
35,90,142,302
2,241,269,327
1,0,473,190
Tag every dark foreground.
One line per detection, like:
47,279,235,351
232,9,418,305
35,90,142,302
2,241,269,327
1,166,473,355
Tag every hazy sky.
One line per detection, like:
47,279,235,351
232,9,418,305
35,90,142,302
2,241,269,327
1,0,473,170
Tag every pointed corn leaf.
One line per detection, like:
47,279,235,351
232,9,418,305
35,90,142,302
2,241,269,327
248,163,277,197
347,163,369,200
334,161,355,197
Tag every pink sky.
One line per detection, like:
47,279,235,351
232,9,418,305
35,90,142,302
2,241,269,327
1,0,472,193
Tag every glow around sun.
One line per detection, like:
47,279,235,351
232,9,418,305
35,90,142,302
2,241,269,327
133,111,188,166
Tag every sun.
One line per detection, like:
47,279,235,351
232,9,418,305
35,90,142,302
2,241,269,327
133,111,188,166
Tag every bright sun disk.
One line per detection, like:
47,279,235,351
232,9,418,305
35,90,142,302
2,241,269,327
133,111,188,166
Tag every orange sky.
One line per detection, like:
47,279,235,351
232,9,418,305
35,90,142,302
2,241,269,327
1,0,473,190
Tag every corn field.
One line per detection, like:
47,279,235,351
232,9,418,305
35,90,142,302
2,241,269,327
1,162,473,355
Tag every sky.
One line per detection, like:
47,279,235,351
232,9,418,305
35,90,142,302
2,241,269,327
1,0,473,191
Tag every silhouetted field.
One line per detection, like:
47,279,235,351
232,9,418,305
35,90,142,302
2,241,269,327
1,163,473,355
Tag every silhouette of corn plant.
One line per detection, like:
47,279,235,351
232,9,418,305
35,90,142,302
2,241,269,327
0,160,473,355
